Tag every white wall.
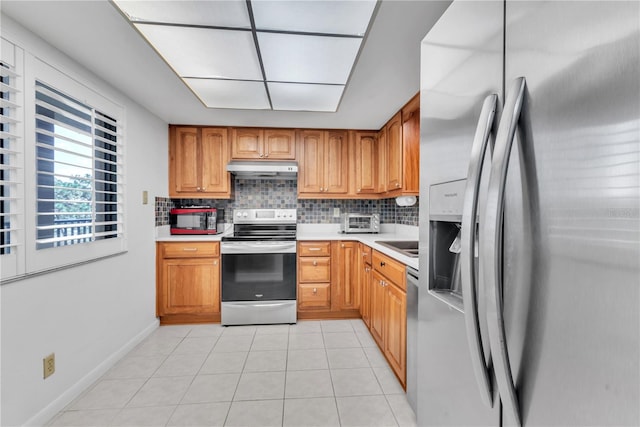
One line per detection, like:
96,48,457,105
0,15,168,427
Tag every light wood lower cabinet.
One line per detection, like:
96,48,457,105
156,242,220,324
369,250,407,388
297,240,361,319
359,243,373,328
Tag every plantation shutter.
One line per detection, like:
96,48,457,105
0,61,22,256
34,80,123,249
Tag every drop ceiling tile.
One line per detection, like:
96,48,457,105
185,78,270,110
258,33,362,84
135,24,262,80
268,82,344,112
252,0,376,36
113,0,251,28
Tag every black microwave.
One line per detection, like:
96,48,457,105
169,207,224,235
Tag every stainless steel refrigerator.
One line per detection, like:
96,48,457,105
417,1,639,426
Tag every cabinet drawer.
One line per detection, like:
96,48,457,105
299,283,331,310
372,250,405,291
160,242,220,258
298,257,331,282
298,241,331,257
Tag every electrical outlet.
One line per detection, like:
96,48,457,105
43,353,55,379
333,207,340,218
142,190,148,205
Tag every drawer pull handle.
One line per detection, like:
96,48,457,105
183,248,198,252
308,248,321,251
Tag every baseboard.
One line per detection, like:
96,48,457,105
24,318,159,427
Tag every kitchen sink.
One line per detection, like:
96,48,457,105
375,240,419,258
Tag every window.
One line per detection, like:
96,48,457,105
0,51,126,281
34,81,121,249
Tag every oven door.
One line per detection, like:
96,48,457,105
221,241,297,302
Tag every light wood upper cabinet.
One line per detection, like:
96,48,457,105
264,129,296,159
401,93,420,194
172,127,199,194
385,111,403,192
231,128,295,160
169,126,231,198
298,130,348,197
354,131,378,195
377,92,420,197
231,128,262,159
376,127,387,193
201,128,230,194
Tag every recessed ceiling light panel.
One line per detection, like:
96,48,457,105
113,0,251,28
258,33,362,84
184,78,271,110
135,24,262,80
252,0,376,36
268,82,344,112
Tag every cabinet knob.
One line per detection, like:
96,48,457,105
196,187,201,191
362,252,368,257
259,153,264,158
396,183,400,187
202,187,206,191
341,243,345,248
319,187,324,192
380,261,386,267
357,188,361,192
264,153,269,158
213,260,218,265
313,288,317,294
313,260,318,266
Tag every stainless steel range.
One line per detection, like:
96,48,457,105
220,209,297,326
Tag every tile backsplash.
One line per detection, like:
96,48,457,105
158,178,419,226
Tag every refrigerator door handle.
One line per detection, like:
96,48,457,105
461,93,498,408
483,77,526,427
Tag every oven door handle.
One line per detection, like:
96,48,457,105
221,242,297,254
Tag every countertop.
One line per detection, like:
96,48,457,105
156,224,420,270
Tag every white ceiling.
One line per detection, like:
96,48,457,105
1,0,451,130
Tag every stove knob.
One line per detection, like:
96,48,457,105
242,212,248,218
236,212,242,217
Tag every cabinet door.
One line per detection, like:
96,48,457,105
376,127,387,193
324,130,348,194
401,93,420,194
335,241,360,310
264,129,296,159
359,243,372,326
370,271,386,348
232,128,263,159
161,258,220,315
355,132,378,194
171,127,200,194
386,111,403,191
201,127,230,194
298,130,324,194
384,283,407,386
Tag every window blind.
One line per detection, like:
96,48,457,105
0,63,22,255
34,80,123,249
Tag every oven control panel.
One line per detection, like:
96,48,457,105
233,209,297,224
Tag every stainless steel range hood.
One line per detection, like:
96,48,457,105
226,161,298,180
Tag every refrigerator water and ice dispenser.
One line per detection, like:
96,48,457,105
428,179,470,312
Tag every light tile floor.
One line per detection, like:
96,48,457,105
48,319,417,427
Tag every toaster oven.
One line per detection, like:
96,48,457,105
339,213,380,234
